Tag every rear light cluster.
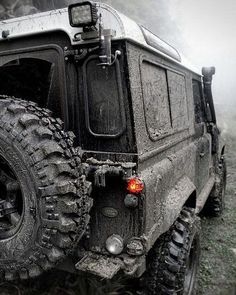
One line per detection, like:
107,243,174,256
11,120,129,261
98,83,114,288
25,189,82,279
127,177,144,194
105,177,144,255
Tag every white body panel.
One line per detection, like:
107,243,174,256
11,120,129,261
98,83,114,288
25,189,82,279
0,2,200,74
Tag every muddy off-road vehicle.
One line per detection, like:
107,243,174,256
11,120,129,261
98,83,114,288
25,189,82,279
0,1,226,294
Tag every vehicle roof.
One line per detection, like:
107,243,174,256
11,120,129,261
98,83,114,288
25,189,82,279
0,2,201,75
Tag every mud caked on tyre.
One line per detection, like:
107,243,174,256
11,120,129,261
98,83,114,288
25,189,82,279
202,157,227,217
0,97,92,281
140,207,201,295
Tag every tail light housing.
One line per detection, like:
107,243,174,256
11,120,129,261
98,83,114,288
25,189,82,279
127,177,144,194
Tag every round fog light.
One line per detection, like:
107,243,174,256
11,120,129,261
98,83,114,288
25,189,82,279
106,234,124,255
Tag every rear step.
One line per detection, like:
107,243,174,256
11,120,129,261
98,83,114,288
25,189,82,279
75,253,122,279
75,252,146,279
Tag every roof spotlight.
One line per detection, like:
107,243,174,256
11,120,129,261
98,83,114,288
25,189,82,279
68,1,98,27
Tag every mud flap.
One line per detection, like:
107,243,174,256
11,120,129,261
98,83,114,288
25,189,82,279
219,145,227,186
220,145,225,159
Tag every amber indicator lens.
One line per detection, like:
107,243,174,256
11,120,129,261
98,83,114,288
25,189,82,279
127,178,144,194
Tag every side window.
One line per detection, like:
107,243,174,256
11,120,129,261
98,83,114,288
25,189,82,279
167,71,188,130
192,79,205,123
141,61,172,140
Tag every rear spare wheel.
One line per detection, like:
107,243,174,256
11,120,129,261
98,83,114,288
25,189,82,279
0,97,92,280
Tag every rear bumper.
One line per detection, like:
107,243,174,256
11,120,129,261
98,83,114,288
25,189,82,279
75,251,146,279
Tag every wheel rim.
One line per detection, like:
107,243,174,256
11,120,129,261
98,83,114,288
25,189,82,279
183,235,199,295
0,154,24,240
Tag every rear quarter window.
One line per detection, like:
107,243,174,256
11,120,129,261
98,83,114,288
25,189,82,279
167,70,189,130
192,79,206,123
141,60,189,141
141,61,172,140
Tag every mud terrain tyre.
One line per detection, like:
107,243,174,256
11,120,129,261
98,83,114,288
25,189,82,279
0,97,92,281
203,158,227,217
141,207,201,295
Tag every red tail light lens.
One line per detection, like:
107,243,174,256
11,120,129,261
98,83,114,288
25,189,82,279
127,178,144,194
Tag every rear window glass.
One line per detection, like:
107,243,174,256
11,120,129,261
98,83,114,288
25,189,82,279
0,48,64,116
0,58,52,107
192,79,206,123
167,71,188,130
84,57,126,138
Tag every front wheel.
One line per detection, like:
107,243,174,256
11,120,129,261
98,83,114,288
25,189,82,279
140,207,201,295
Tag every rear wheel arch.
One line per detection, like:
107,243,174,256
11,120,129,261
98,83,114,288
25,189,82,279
202,153,227,217
140,207,201,295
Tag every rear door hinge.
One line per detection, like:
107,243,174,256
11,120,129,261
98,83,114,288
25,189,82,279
64,46,99,62
64,48,88,62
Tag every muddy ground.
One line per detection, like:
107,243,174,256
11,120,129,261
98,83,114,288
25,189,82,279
197,130,236,295
1,120,235,294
